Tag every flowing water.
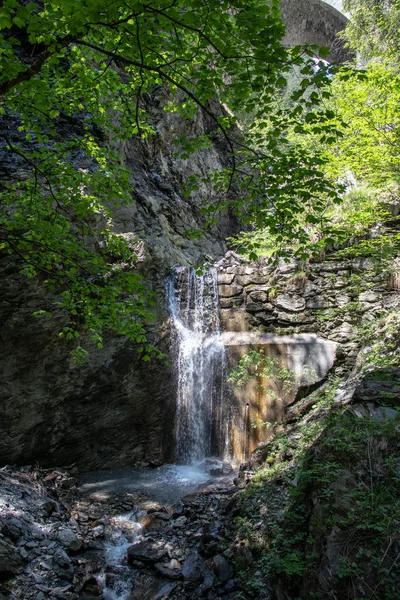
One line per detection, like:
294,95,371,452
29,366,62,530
87,265,234,598
99,512,143,600
168,266,231,463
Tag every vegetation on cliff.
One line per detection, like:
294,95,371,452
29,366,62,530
1,0,343,356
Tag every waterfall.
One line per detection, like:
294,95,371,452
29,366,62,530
168,266,230,464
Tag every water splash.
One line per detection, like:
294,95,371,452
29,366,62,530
168,266,230,463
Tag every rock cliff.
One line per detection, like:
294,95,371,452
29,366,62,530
0,89,237,470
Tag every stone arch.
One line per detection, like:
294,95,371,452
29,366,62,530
280,0,351,62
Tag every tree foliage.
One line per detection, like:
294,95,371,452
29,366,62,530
325,62,400,186
343,0,400,64
0,0,340,355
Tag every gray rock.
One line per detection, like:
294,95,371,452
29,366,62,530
218,284,243,297
0,535,25,577
172,516,187,528
217,273,235,285
211,554,234,584
2,517,24,541
197,567,215,593
127,540,167,564
246,301,267,312
53,547,72,568
353,368,400,404
346,403,399,422
181,550,204,583
277,258,298,273
219,296,243,309
335,294,351,307
155,562,183,579
249,290,268,303
306,296,332,309
383,293,400,308
274,294,306,312
56,529,82,553
329,322,353,342
236,275,267,286
130,579,176,600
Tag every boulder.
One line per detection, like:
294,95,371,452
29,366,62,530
127,540,167,565
56,528,82,553
211,554,234,584
155,561,183,580
181,551,204,584
129,578,177,600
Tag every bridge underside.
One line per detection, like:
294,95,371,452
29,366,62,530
280,0,351,63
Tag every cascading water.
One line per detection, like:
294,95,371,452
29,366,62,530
168,266,230,464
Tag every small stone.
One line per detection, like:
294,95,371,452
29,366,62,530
153,512,171,521
53,546,71,565
173,516,187,528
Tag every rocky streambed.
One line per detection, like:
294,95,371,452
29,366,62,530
0,462,243,600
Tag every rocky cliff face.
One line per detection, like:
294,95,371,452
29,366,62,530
212,249,400,457
0,89,237,471
216,251,399,374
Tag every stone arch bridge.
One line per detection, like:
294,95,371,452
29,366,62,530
280,0,350,62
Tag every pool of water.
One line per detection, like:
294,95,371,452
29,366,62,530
79,461,235,505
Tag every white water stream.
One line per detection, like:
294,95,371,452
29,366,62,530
99,512,143,600
168,266,230,463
